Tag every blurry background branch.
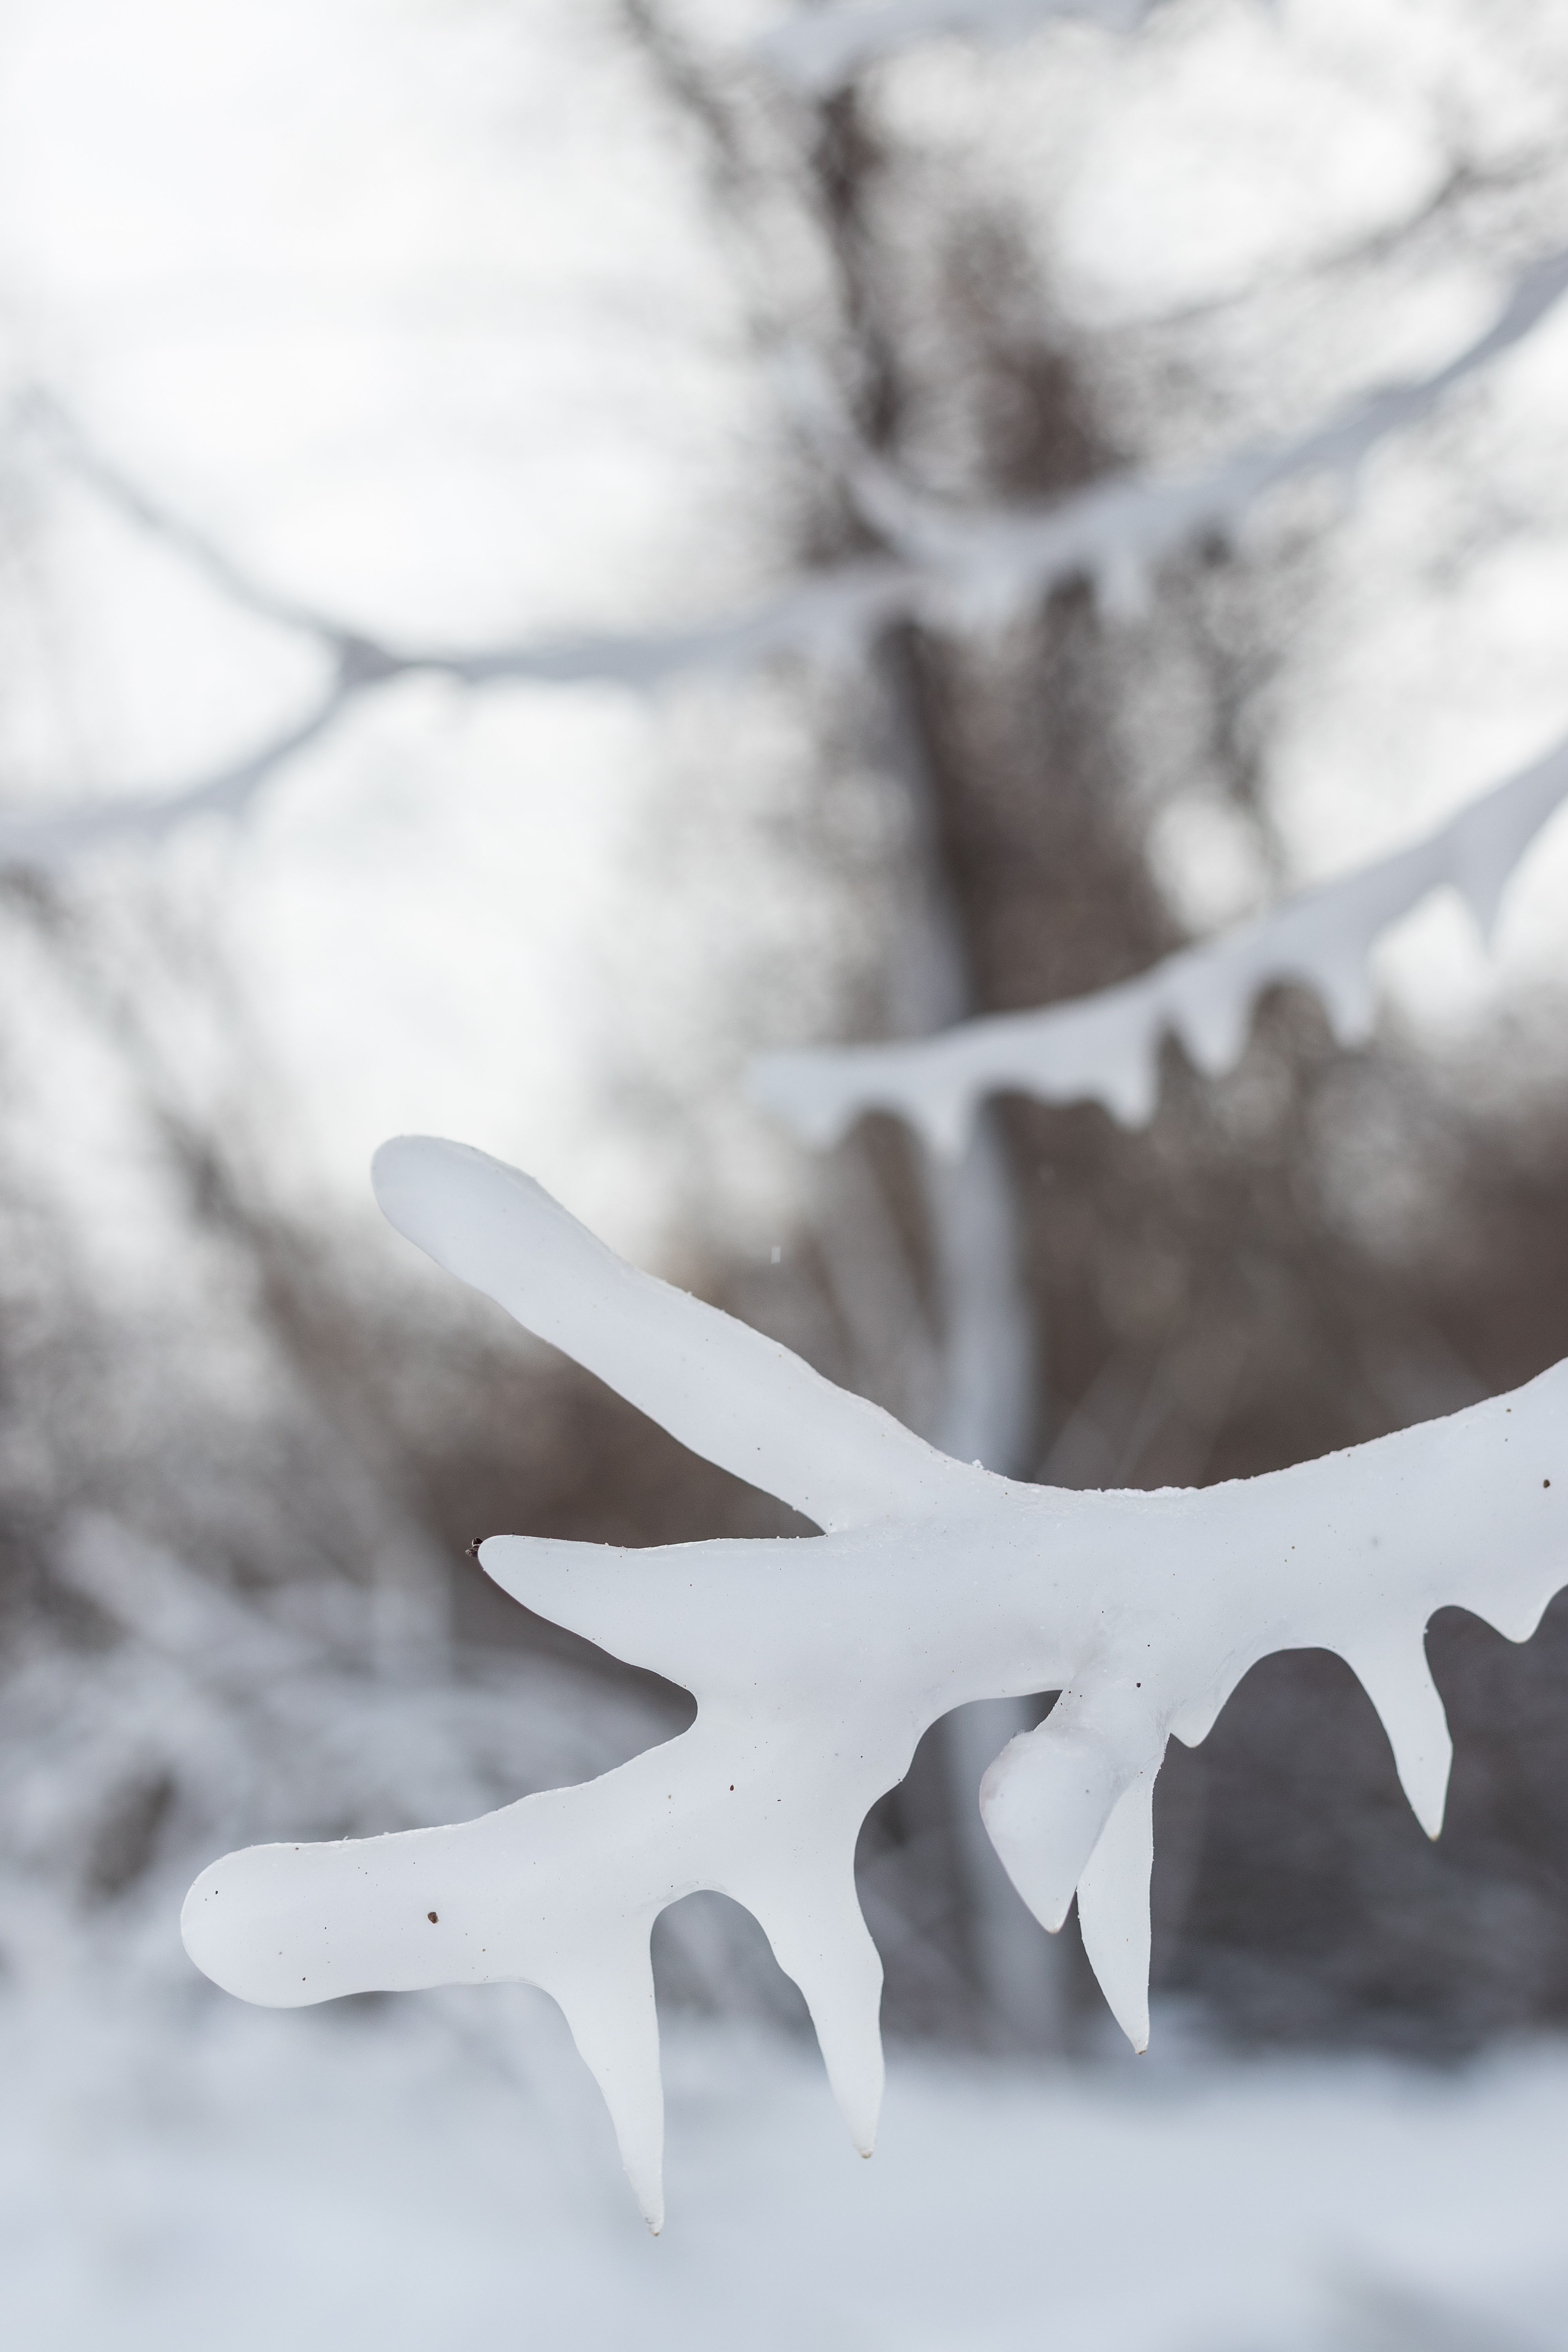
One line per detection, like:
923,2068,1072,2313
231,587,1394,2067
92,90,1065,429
751,729,1568,1149
4,244,1565,870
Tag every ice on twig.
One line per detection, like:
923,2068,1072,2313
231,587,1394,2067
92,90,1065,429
830,252,1568,633
749,730,1568,1155
0,690,353,871
183,1138,1568,2223
4,251,1564,873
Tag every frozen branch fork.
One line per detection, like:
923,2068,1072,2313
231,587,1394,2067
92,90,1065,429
182,1139,1568,2229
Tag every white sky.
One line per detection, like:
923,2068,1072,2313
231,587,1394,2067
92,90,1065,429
2,0,1567,1279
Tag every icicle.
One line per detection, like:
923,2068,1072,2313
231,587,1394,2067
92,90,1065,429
550,1939,668,2232
1167,1681,1234,1748
979,1689,1163,1935
1308,945,1379,1049
1339,1627,1453,1839
922,1079,981,1160
1095,1038,1163,1128
1472,1583,1559,1647
1447,735,1568,946
743,1861,886,2157
1074,1772,1158,2051
1165,962,1256,1081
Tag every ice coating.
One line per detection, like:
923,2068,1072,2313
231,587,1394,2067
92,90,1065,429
826,251,1568,633
753,0,1164,94
750,730,1568,1155
5,251,1564,875
182,1137,1568,2227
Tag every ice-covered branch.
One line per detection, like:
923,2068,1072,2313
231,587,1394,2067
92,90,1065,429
0,552,915,872
6,250,1563,872
833,249,1568,625
183,1138,1568,2226
754,0,1166,94
15,390,357,644
0,682,358,870
749,730,1568,1154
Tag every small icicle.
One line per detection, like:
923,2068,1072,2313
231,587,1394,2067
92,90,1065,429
1075,1773,1158,2053
1452,845,1514,947
1310,946,1379,1049
1448,738,1568,946
1450,798,1544,948
550,1940,668,2235
1341,1628,1452,1839
980,1696,1161,1934
1473,1582,1556,1646
922,1082,978,1162
1167,967,1254,1081
747,1862,886,2159
1095,1040,1161,1129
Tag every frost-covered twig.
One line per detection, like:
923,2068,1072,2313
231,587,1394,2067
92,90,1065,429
0,682,361,867
833,249,1568,626
0,548,912,871
749,729,1568,1154
754,0,1166,95
3,251,1563,873
15,390,356,645
183,1138,1568,2227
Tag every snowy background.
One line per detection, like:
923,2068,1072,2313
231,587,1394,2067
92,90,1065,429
11,1996,1568,2350
4,0,1568,2342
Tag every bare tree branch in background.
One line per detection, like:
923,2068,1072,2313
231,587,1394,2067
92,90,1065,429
1,246,1562,869
752,729,1568,1151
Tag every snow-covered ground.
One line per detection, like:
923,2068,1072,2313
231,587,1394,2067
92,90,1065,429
5,1977,1567,2351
